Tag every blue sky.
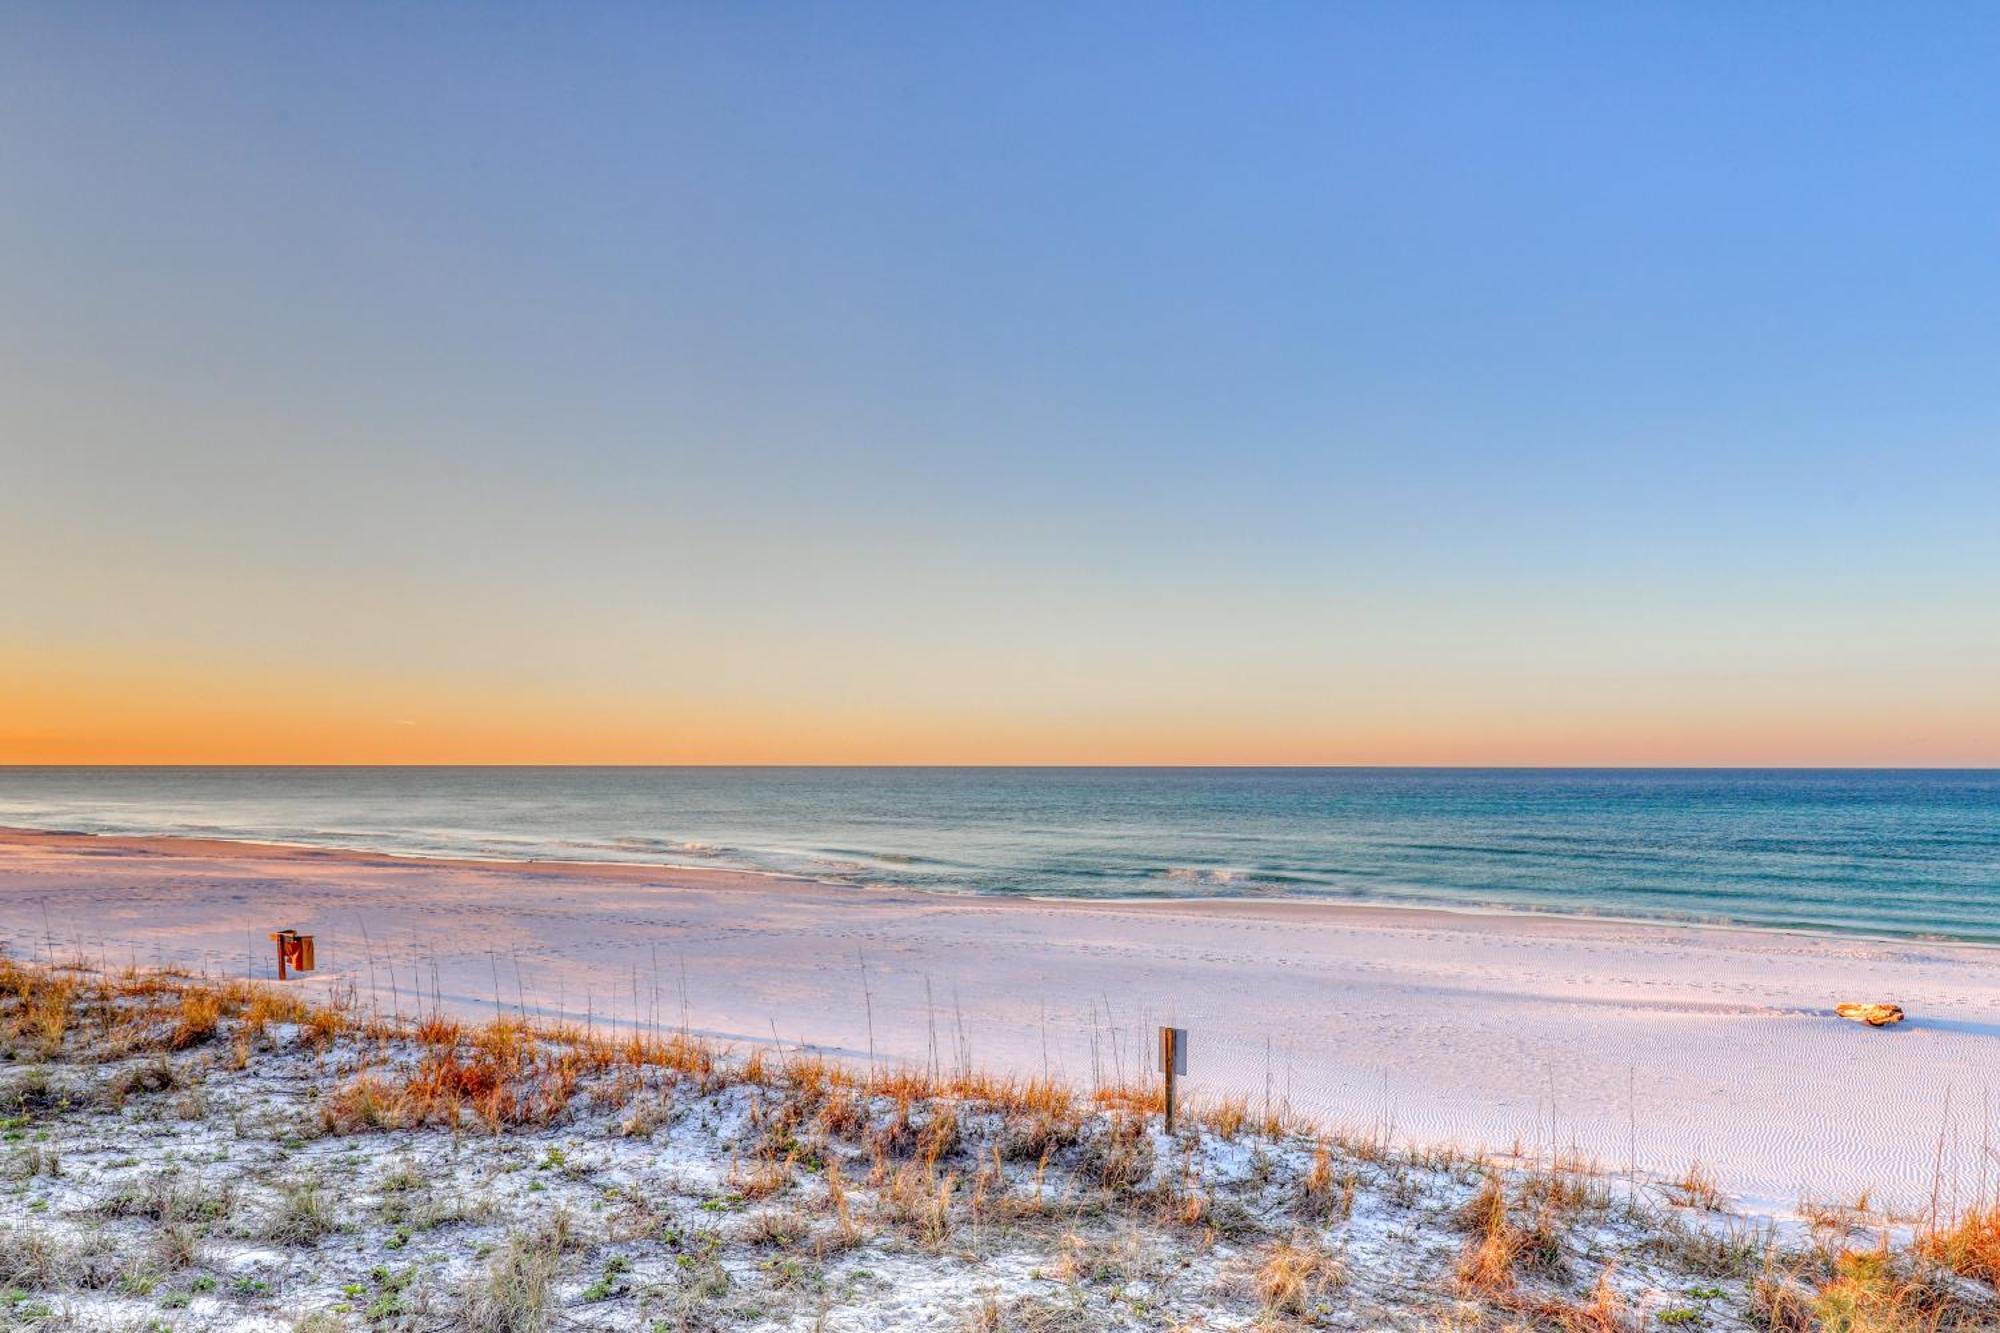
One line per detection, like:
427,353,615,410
4,3,1997,762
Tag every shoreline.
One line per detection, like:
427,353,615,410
4,824,1999,1213
0,824,829,890
7,822,1997,958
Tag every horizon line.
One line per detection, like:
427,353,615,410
3,762,1997,773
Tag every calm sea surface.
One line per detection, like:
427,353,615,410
2,767,1997,941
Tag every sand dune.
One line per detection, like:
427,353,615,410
2,826,1993,1214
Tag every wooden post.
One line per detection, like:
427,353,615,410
1160,1026,1187,1132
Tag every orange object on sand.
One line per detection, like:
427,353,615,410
269,930,315,980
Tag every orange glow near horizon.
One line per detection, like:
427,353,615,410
8,648,1996,768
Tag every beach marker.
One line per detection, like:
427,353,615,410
1159,1026,1187,1132
269,930,315,981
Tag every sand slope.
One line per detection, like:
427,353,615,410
2,827,1993,1213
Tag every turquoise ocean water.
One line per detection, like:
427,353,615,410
2,767,1996,941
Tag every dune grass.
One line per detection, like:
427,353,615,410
0,947,1995,1330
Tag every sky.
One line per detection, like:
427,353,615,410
3,3,1998,765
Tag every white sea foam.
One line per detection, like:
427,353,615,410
1160,866,1247,885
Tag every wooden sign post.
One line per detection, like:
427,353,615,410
1160,1026,1187,1132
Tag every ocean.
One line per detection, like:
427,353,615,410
2,766,1996,941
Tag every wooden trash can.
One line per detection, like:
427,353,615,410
269,929,316,981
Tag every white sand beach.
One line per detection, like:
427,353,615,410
2,827,1992,1215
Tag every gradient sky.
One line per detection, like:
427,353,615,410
4,3,1998,764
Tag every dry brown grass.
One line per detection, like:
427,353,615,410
1202,1093,1251,1140
1518,1156,1604,1221
263,1178,337,1246
457,1226,561,1333
1298,1139,1356,1222
240,982,310,1030
1452,1168,1574,1308
320,1074,403,1134
1664,1160,1725,1211
2,963,79,1057
1256,1235,1344,1317
0,952,328,1065
879,1161,958,1247
1917,1204,2000,1285
170,990,222,1049
1078,1112,1153,1192
312,1014,608,1131
1807,1246,1950,1333
301,1002,346,1049
1543,1266,1632,1332
1752,1267,1818,1333
823,1157,862,1247
1,949,1129,1174
921,1105,962,1166
1750,1240,1970,1333
1457,1173,1525,1296
1166,1179,1209,1231
733,1152,792,1202
817,1085,867,1139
